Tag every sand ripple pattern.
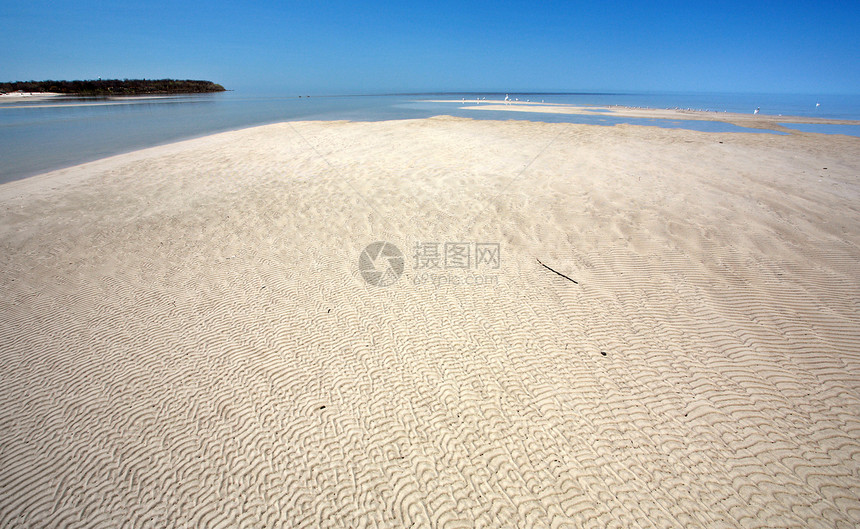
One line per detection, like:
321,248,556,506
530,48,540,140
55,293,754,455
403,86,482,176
1,118,859,528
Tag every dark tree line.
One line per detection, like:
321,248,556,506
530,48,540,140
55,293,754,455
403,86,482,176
0,79,226,95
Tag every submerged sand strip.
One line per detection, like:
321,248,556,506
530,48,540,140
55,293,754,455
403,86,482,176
425,99,860,129
1,117,859,528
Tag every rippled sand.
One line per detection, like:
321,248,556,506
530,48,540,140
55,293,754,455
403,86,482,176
1,117,859,528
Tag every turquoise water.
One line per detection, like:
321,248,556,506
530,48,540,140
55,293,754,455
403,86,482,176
1,91,857,184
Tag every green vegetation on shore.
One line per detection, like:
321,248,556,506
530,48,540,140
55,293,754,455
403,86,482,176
0,79,226,96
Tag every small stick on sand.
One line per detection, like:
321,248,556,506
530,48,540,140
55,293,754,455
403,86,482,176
536,258,578,284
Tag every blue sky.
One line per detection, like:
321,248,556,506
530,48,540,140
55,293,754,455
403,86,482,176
2,1,858,94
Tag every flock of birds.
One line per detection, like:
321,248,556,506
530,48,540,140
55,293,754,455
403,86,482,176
460,95,543,106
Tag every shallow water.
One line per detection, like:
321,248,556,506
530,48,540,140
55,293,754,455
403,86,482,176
779,123,860,136
404,102,787,133
1,91,857,183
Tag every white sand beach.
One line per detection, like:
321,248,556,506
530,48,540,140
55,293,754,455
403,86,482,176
0,92,63,102
1,117,859,528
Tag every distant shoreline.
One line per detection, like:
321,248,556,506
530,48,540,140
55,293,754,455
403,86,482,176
0,79,226,96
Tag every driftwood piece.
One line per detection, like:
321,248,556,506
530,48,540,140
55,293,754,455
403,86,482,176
536,258,578,284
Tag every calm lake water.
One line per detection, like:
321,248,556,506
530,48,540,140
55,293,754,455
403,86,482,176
1,91,858,184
